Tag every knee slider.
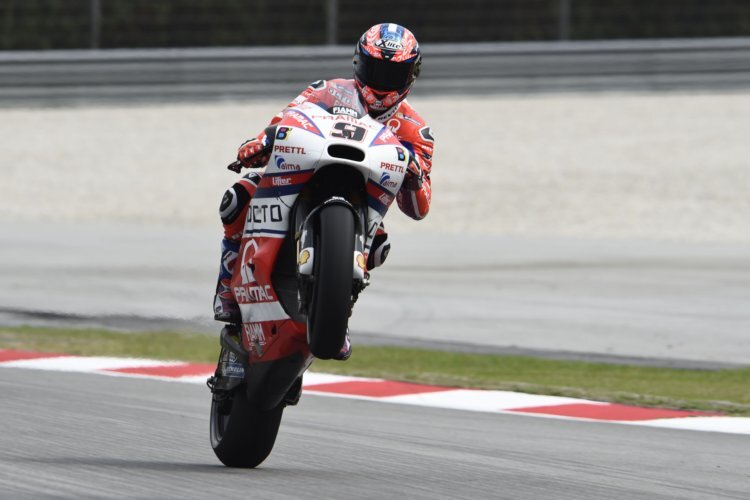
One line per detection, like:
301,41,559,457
367,233,391,270
219,184,250,225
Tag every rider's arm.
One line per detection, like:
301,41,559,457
396,126,434,220
234,81,324,170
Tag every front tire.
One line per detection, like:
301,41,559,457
210,386,283,468
308,204,355,359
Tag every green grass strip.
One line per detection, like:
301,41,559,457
2,326,749,415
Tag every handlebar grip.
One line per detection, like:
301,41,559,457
228,130,275,173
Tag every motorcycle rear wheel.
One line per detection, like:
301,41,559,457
308,204,355,359
210,386,283,468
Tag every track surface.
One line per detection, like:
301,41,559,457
1,368,749,499
1,221,749,366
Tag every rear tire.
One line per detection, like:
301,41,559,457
210,386,283,468
308,204,355,359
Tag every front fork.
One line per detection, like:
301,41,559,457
295,197,369,317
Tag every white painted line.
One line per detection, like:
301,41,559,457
1,355,185,372
302,372,376,386
385,389,602,412
636,416,750,435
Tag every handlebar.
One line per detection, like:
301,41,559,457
227,160,244,173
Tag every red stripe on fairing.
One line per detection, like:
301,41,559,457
509,403,714,421
0,350,68,362
366,179,393,198
262,170,315,182
305,380,452,397
105,363,215,378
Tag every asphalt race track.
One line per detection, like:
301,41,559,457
1,221,750,367
1,367,749,499
2,220,749,497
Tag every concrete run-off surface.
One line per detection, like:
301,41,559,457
1,92,750,242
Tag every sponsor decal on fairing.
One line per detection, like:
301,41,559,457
274,145,306,155
233,284,274,303
275,156,302,170
276,127,292,141
332,106,359,117
298,247,314,275
285,110,324,138
379,172,399,189
250,203,283,223
369,126,401,147
272,176,292,186
330,122,367,142
380,161,404,173
243,322,266,347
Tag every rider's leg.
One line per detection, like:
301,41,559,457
367,222,391,271
213,172,262,323
215,183,391,353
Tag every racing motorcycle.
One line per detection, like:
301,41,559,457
207,101,415,468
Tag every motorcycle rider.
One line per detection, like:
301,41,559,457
214,23,434,359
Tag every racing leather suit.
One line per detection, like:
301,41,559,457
215,78,434,320
222,78,433,239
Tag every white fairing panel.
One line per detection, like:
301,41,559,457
246,101,409,256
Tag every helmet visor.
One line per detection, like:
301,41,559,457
354,52,418,92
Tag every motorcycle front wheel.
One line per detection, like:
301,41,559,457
307,203,355,359
210,386,283,468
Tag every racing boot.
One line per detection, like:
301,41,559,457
333,330,352,361
213,238,241,323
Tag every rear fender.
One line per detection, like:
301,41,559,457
244,350,312,411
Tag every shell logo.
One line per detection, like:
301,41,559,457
298,249,311,265
356,253,366,270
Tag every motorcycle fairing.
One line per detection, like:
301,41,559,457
230,102,409,363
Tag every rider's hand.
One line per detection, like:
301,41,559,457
237,138,270,169
402,155,423,191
